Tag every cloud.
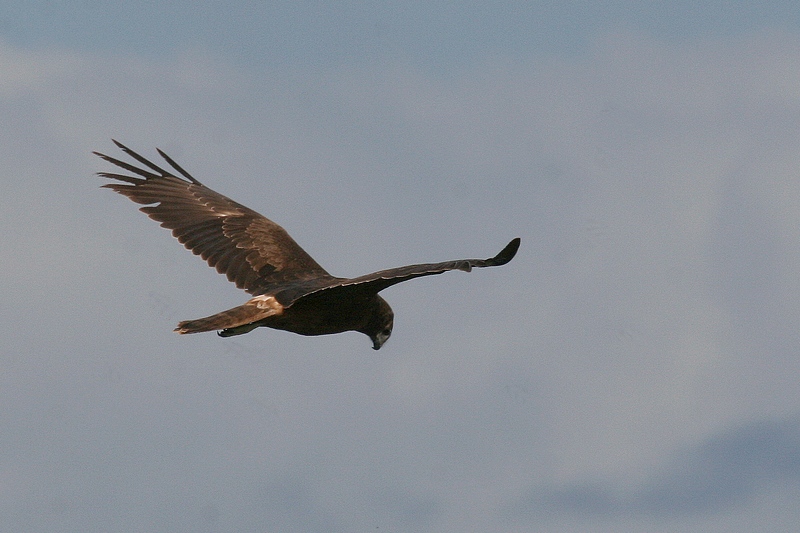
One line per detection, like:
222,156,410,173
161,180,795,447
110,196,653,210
512,417,800,520
638,418,800,514
0,42,83,95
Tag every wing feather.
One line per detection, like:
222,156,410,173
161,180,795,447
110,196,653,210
275,238,521,306
96,141,333,294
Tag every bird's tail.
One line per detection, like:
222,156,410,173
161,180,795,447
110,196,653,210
174,295,284,335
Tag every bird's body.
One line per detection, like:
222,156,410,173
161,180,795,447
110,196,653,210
178,291,392,342
96,140,519,349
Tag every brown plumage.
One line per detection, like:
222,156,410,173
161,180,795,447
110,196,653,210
96,140,520,349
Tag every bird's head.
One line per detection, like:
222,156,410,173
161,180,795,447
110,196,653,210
371,322,393,350
362,296,394,350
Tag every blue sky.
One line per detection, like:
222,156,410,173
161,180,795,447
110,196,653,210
6,2,800,65
3,2,800,532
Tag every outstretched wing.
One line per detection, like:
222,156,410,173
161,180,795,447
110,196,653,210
96,140,333,295
274,238,520,305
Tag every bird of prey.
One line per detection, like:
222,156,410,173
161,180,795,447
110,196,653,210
96,140,520,350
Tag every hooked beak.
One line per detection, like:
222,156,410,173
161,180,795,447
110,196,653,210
370,327,391,350
371,333,389,350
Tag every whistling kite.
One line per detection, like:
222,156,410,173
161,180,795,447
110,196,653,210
96,141,520,349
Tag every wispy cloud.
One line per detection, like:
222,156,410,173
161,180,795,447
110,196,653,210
512,418,800,520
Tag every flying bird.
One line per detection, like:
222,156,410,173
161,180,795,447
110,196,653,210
96,140,520,349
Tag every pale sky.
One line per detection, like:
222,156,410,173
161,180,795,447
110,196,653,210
3,2,800,532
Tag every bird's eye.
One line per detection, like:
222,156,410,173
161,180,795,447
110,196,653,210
382,328,391,337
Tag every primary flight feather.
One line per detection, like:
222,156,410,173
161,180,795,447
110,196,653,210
96,140,520,349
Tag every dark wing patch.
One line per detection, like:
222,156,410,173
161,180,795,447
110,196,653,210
96,140,332,294
276,238,521,306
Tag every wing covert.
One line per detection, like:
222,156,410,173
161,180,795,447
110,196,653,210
275,238,521,306
96,140,332,294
